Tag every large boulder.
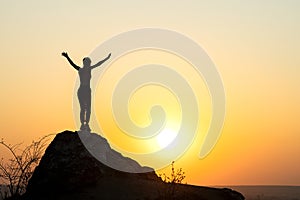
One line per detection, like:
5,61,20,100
23,130,244,200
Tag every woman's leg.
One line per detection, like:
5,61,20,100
85,91,91,124
78,87,86,125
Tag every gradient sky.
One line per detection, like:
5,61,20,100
0,1,299,186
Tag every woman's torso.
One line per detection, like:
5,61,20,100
78,67,91,87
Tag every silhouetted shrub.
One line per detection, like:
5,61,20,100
158,161,186,199
159,161,186,184
0,135,53,199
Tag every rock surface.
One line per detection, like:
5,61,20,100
23,130,244,200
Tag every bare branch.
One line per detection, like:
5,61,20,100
0,134,54,198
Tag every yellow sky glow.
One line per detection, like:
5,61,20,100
0,1,299,186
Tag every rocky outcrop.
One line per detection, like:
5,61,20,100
23,130,244,200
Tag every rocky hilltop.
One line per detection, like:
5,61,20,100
22,131,244,200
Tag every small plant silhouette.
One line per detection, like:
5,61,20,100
159,161,186,184
158,161,186,199
0,135,52,199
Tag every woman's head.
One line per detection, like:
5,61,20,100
83,57,91,67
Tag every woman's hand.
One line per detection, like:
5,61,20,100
107,53,111,59
62,52,68,57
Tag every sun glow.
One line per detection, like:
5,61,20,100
156,128,177,148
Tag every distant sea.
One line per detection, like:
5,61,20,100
218,186,300,200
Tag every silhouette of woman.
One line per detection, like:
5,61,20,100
62,52,111,131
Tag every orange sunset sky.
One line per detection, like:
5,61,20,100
0,1,300,186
